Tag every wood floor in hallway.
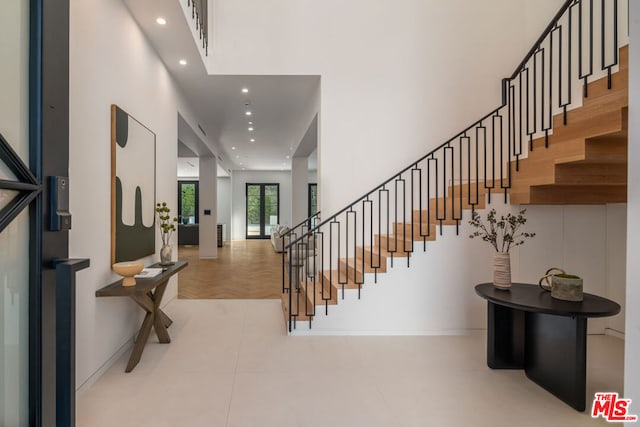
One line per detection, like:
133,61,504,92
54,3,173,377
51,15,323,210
177,240,282,299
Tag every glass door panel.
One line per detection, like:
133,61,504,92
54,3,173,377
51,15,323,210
246,184,279,239
263,184,279,236
246,184,261,237
178,181,198,224
0,0,31,424
308,183,317,217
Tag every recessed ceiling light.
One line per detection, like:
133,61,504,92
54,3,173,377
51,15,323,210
236,155,240,159
250,138,255,143
242,167,246,170
242,88,249,93
245,111,252,116
248,121,253,125
231,146,236,150
240,162,243,165
285,155,290,159
156,17,167,25
248,127,254,132
179,59,187,66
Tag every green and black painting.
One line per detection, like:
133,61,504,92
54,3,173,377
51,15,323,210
111,105,156,263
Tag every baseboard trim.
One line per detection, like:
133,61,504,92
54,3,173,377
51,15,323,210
604,328,625,340
75,335,134,396
289,328,486,337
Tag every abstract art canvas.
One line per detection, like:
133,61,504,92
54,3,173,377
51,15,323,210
111,105,156,263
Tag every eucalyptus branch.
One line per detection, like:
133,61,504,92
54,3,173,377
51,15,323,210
155,202,178,246
469,208,535,253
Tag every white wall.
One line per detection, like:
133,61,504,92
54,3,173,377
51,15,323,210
69,0,220,389
291,157,308,225
518,205,626,335
230,170,292,240
625,0,640,414
217,177,231,240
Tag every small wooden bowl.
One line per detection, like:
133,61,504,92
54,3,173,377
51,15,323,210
112,261,144,287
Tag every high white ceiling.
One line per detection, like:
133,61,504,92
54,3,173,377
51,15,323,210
123,0,319,171
177,157,230,178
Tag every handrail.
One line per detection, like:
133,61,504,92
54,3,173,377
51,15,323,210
54,258,90,426
508,0,575,79
282,211,321,241
187,0,209,55
284,107,502,251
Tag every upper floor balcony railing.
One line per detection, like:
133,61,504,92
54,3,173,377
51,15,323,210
187,0,208,55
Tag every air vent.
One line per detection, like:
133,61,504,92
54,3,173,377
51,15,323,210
198,124,206,136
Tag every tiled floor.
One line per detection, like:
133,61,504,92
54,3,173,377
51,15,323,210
77,299,624,427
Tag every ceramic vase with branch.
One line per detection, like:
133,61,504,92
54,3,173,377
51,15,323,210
469,209,535,290
156,202,178,265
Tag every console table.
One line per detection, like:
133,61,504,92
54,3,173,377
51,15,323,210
96,261,188,372
475,282,620,411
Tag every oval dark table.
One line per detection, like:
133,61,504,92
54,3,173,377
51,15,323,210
475,283,620,412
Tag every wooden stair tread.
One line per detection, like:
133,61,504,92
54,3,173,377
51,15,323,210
281,289,313,321
528,184,627,204
553,162,627,186
548,109,624,141
375,235,414,257
323,269,363,290
299,279,339,306
509,45,628,205
393,222,437,241
339,251,386,274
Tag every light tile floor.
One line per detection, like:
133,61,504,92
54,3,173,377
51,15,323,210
77,299,625,427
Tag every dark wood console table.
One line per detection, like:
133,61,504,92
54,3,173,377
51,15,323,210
96,261,188,372
475,283,620,411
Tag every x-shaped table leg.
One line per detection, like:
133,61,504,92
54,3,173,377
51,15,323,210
125,278,173,372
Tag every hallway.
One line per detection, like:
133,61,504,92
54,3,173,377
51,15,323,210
178,240,282,299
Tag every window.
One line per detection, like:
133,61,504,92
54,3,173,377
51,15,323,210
178,181,199,224
308,183,318,217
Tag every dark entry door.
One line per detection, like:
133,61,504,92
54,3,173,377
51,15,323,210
0,1,73,426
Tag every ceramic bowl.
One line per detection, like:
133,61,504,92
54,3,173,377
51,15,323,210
112,261,144,287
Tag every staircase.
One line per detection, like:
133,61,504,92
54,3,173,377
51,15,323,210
281,0,629,331
509,46,628,204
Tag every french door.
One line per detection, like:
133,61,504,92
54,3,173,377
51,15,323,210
0,2,33,424
178,180,199,224
1,0,71,426
246,183,279,239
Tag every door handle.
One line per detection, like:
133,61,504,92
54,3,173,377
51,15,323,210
53,258,90,427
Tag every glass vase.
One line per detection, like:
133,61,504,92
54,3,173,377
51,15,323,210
160,244,173,266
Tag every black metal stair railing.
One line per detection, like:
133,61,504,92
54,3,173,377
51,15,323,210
280,211,321,294
187,0,209,55
282,0,627,332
